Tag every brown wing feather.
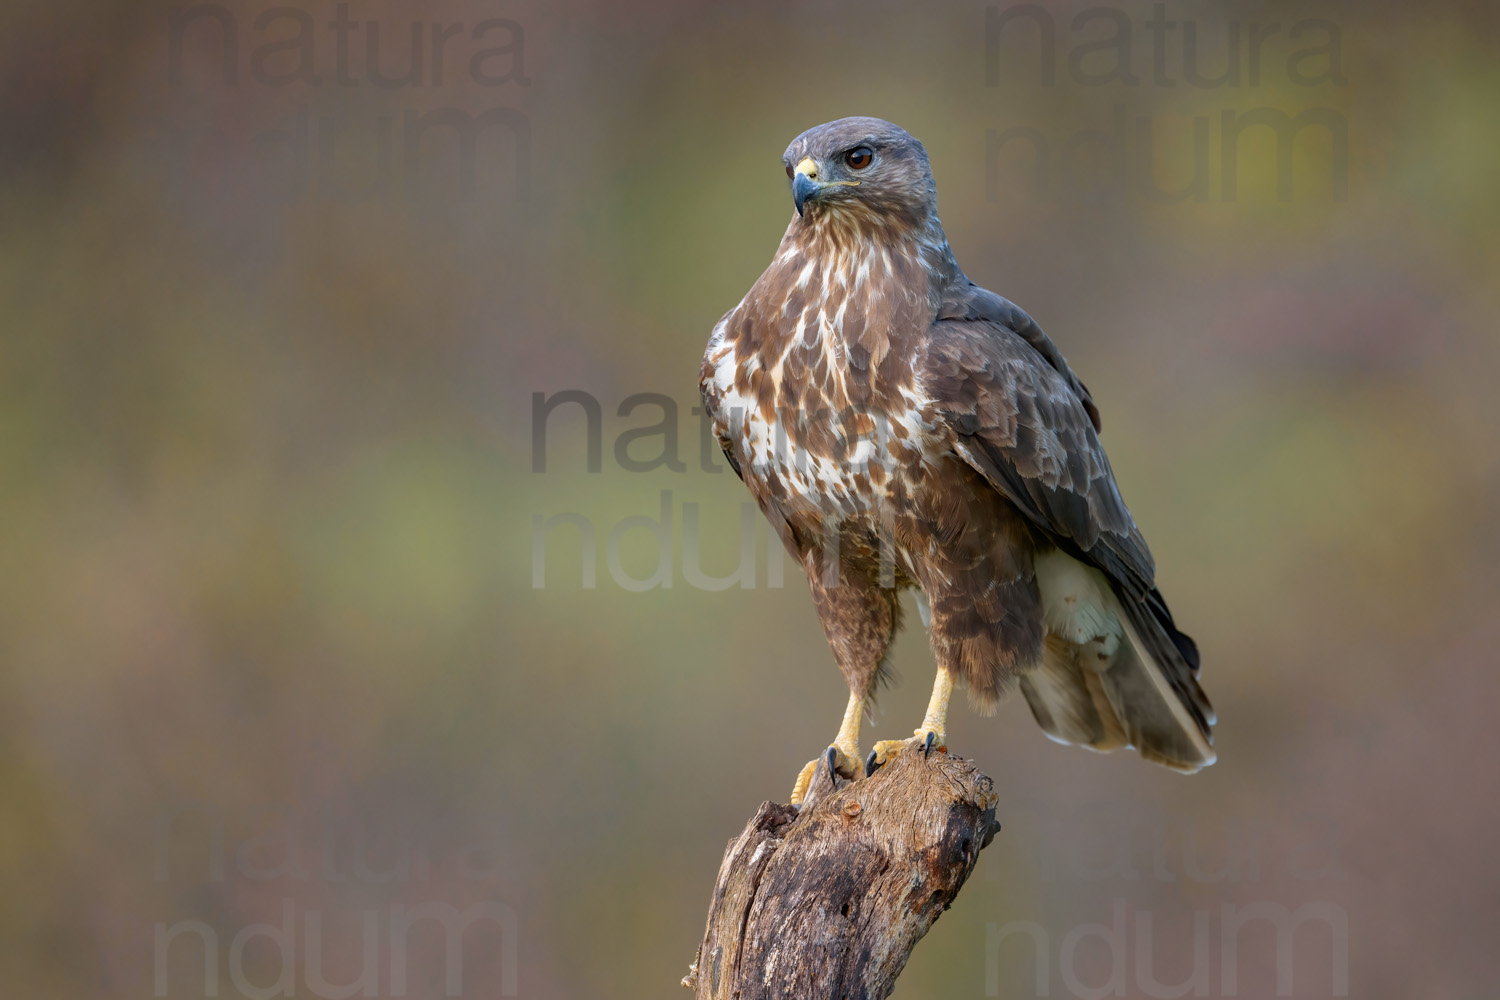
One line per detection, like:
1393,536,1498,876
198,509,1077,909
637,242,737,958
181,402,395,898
922,312,1155,598
937,283,1102,432
922,297,1214,747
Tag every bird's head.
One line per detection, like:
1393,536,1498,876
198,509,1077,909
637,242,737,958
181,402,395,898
782,117,937,229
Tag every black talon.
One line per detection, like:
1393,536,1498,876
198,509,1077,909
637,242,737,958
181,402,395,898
826,746,838,775
923,731,936,757
865,750,881,777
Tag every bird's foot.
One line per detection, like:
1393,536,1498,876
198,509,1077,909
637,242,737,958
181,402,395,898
789,743,861,807
864,728,947,776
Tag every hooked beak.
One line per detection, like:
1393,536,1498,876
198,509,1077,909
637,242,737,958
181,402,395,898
793,172,820,216
791,156,821,216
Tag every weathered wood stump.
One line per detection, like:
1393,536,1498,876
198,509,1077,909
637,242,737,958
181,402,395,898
684,745,1001,999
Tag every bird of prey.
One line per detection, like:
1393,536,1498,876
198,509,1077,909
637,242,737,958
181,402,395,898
700,118,1214,805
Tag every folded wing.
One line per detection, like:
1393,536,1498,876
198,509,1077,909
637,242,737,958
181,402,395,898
923,292,1214,771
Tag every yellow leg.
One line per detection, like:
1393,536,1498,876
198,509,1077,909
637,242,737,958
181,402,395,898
867,668,953,773
917,668,954,742
789,690,864,806
834,687,864,757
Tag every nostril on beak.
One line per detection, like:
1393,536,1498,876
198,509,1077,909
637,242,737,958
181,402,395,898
794,156,818,180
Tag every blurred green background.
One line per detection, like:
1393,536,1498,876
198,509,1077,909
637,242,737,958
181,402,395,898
3,0,1498,996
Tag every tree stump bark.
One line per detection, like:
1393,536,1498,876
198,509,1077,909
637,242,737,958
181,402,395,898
683,745,1001,999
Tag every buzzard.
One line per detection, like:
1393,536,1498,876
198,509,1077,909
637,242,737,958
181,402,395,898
700,118,1214,805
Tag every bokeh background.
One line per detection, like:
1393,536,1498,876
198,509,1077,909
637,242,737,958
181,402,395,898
3,0,1498,996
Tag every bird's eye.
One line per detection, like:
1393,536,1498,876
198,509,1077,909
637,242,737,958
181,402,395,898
785,163,794,179
844,146,873,170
